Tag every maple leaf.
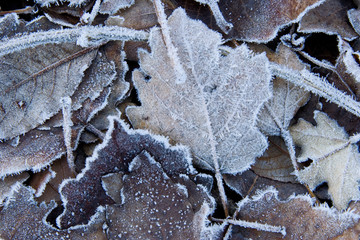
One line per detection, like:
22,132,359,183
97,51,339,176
105,151,214,239
290,111,360,209
231,188,360,240
126,8,272,174
57,116,196,228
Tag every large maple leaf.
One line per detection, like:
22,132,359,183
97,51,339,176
126,8,272,174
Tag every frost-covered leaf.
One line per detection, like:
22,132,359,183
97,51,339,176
174,0,324,42
106,151,213,239
257,44,310,136
224,169,308,201
231,188,360,240
0,128,66,177
126,8,272,174
0,184,106,240
0,173,29,205
35,156,75,203
105,0,158,30
348,8,360,35
290,111,360,209
298,0,358,40
100,0,135,15
0,43,97,140
252,136,297,183
0,84,111,178
57,116,195,228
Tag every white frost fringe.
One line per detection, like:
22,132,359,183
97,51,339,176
0,26,149,57
61,96,75,173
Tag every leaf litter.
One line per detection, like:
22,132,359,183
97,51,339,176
1,0,360,239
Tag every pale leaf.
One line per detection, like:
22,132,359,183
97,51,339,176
290,111,360,209
0,43,97,140
257,44,310,136
126,8,272,174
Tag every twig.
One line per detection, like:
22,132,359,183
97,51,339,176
0,26,149,57
270,63,360,118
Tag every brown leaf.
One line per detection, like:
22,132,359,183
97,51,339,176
224,170,308,201
105,151,212,239
298,0,358,40
57,116,195,228
35,156,75,203
0,185,106,240
0,173,29,205
172,0,323,42
252,136,297,183
230,188,360,240
105,0,158,30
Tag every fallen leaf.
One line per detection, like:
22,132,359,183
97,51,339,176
252,136,297,183
173,0,324,42
100,0,135,15
348,7,360,35
224,170,308,201
57,116,195,228
231,188,360,240
257,44,310,136
0,128,66,177
0,184,106,240
0,86,111,178
0,41,97,139
298,0,358,40
106,0,158,30
290,111,360,209
126,8,272,173
0,173,29,205
105,151,213,239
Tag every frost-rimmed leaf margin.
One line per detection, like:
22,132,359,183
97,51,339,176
57,115,196,228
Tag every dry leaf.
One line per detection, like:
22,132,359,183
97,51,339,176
0,173,29,205
105,0,158,30
126,8,272,173
0,86,111,178
257,44,310,136
290,111,360,209
252,136,297,183
105,151,213,239
0,128,66,177
173,0,324,42
100,0,135,15
57,116,195,228
0,184,106,240
231,188,360,240
0,42,97,139
298,0,358,40
224,170,308,201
